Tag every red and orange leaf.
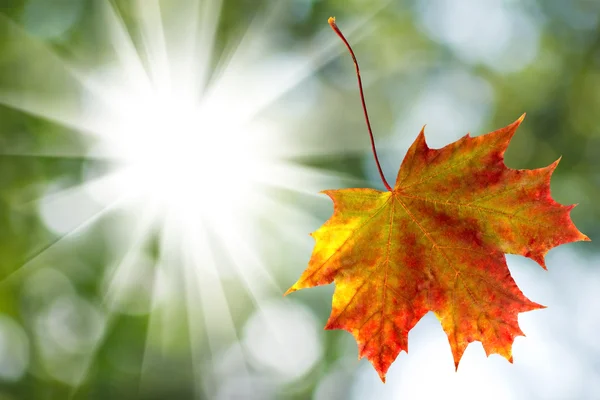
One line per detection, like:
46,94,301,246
285,115,589,382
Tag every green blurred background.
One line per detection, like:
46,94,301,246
0,0,598,399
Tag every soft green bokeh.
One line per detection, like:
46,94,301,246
0,1,598,399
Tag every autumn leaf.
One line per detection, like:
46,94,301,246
284,17,590,382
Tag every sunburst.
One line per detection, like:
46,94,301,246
0,0,385,396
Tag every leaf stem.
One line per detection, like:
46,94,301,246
328,16,392,192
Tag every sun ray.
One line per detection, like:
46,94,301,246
66,204,160,398
0,15,110,137
215,224,309,385
99,1,152,89
135,0,171,92
209,220,283,298
137,259,169,396
101,204,159,309
155,0,203,96
132,210,186,396
11,170,119,209
66,305,121,398
205,3,387,132
179,237,209,398
254,162,364,196
186,222,250,371
252,193,326,246
0,196,124,286
257,190,323,223
194,0,223,93
0,152,102,160
212,0,284,75
0,89,105,136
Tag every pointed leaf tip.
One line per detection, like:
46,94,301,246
283,286,296,296
416,126,428,147
506,113,526,132
505,113,526,132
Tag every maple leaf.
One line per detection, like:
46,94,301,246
284,17,590,382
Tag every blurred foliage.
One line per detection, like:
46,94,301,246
0,0,598,399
